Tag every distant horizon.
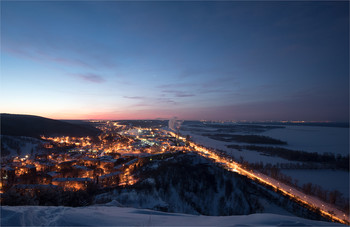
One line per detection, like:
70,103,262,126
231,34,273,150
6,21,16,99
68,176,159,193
1,112,349,124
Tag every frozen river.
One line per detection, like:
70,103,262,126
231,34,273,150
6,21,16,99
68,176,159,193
260,125,349,156
180,122,349,199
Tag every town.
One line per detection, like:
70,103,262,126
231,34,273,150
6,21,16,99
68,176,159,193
0,121,190,193
1,120,349,225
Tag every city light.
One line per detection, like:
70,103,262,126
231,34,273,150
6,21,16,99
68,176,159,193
1,122,348,225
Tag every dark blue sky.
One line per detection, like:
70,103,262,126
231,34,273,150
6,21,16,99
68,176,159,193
1,1,349,121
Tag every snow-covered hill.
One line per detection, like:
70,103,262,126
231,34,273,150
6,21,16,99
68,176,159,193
92,153,330,222
1,135,42,158
1,206,342,226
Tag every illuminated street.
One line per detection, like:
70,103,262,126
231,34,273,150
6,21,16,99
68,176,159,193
169,131,349,225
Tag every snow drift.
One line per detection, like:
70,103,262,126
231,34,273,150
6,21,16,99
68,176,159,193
1,206,341,226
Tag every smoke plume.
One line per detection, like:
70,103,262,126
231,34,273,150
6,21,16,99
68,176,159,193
168,117,184,131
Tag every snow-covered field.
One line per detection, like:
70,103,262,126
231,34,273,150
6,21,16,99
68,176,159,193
1,135,42,158
1,205,341,226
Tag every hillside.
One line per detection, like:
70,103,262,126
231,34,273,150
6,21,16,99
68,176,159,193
0,113,101,139
94,153,328,222
1,206,341,226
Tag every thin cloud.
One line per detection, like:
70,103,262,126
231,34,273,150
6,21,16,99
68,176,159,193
162,90,195,98
76,73,106,83
123,96,144,100
176,93,195,97
3,37,118,70
156,97,177,105
4,46,94,69
51,57,92,69
156,83,193,89
196,88,232,94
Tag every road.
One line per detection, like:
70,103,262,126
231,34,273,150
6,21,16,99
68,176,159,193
169,131,349,225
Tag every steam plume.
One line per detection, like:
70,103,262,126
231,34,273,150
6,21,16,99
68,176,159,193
168,117,184,131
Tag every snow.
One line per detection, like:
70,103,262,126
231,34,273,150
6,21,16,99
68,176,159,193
281,169,350,198
101,189,169,211
52,177,92,182
180,123,350,210
73,165,90,170
143,178,156,185
1,135,42,158
182,124,349,156
261,125,349,156
181,130,300,165
1,206,341,226
12,184,58,190
47,171,60,177
258,198,294,216
100,171,122,179
226,148,301,165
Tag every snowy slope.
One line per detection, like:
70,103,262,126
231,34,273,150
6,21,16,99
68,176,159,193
1,135,42,158
90,153,333,222
1,206,341,226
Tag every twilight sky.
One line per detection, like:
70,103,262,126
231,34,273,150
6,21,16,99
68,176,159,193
1,1,349,121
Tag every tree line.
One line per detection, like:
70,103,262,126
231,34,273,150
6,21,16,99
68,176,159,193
227,144,349,170
245,160,349,214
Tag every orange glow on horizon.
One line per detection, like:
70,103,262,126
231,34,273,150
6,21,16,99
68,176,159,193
46,112,183,121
